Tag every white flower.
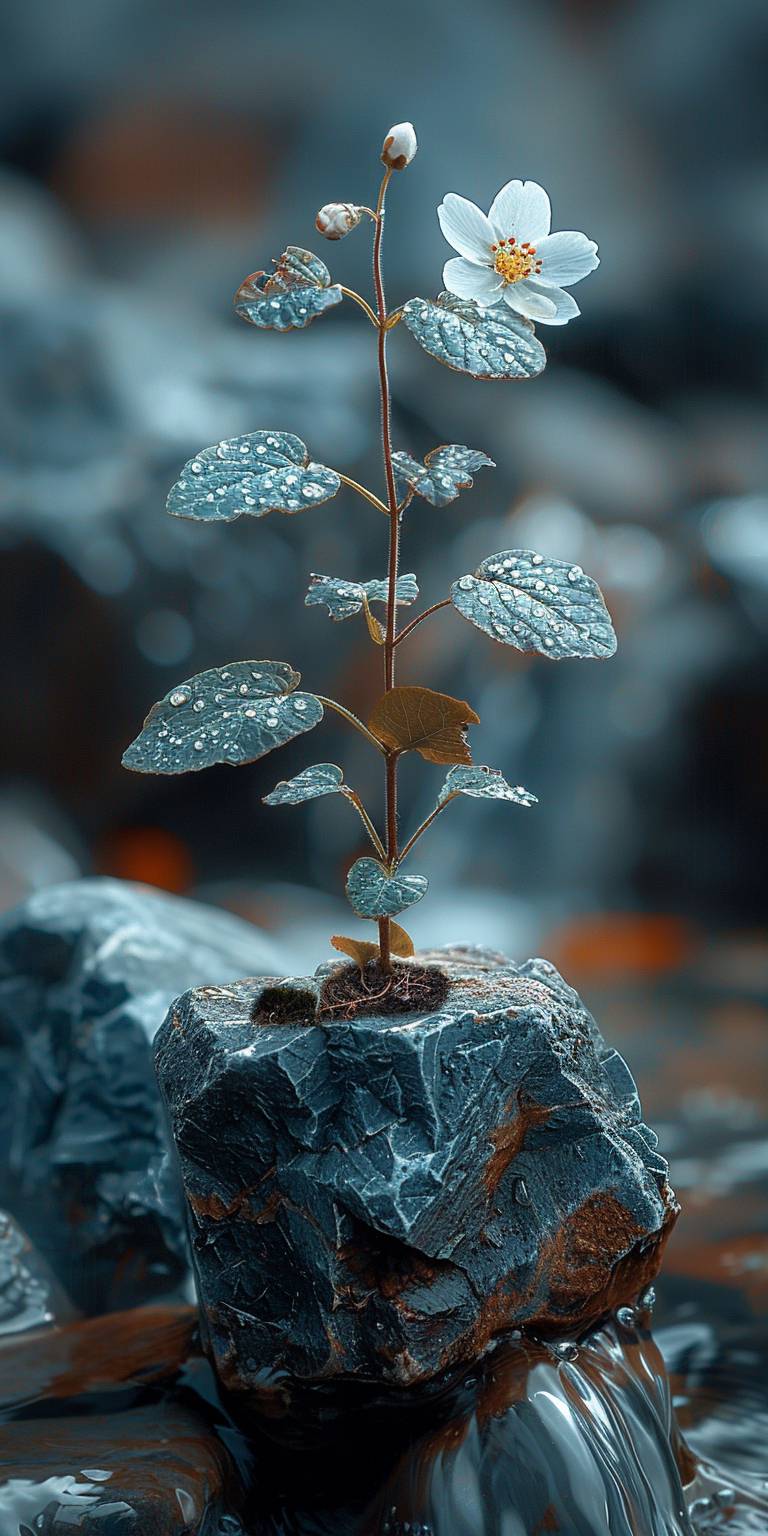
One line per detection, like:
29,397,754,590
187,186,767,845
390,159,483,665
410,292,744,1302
381,122,417,170
315,202,362,241
438,179,598,326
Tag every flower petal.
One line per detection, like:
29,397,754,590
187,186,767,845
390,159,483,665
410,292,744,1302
490,180,551,242
535,231,599,287
438,194,495,263
443,257,505,304
524,280,581,326
502,280,558,322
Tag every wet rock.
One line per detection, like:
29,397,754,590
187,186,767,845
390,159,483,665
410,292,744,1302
0,877,281,1312
156,947,678,1402
0,1400,245,1534
0,1303,197,1412
0,1210,75,1337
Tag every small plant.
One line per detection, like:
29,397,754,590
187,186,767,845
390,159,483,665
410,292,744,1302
123,123,615,972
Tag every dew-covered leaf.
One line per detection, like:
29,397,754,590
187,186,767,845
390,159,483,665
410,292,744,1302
368,685,479,765
392,444,495,507
402,293,546,381
305,572,419,622
122,661,323,775
167,432,340,523
263,763,345,806
331,921,414,970
234,247,343,331
346,858,428,919
450,550,617,659
438,764,537,808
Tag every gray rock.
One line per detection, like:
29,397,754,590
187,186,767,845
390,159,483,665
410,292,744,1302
0,877,281,1312
155,947,678,1400
0,1210,75,1336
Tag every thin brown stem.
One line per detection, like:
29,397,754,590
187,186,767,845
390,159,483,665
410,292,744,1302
371,165,399,969
336,472,389,517
316,696,386,754
393,598,452,648
339,286,379,328
399,794,457,862
343,791,387,859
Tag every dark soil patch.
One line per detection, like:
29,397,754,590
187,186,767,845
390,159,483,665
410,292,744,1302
253,985,318,1027
319,961,450,1020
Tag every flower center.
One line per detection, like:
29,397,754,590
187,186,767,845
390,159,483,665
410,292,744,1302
491,236,543,285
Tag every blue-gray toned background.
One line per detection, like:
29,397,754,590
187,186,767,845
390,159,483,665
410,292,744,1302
1,0,766,978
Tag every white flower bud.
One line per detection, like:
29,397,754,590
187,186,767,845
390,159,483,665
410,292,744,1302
381,122,417,171
314,202,362,241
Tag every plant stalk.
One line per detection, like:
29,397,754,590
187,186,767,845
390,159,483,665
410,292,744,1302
393,598,452,648
372,166,399,969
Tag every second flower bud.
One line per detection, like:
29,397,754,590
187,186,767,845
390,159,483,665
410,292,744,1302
315,202,363,241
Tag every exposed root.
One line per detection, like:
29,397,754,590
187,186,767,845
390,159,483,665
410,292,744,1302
319,960,450,1020
253,986,318,1028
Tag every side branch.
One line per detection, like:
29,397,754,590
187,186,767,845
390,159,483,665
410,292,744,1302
393,598,452,648
316,696,386,754
344,790,387,860
339,286,379,328
399,794,457,862
336,473,390,517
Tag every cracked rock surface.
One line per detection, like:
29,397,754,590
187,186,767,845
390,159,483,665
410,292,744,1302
0,877,280,1312
156,947,678,1397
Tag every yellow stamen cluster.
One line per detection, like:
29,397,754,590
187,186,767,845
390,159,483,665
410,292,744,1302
491,236,543,285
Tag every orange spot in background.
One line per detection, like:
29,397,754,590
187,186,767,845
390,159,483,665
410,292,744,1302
97,827,195,894
545,912,696,982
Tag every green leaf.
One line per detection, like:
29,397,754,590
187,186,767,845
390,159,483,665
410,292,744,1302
263,763,345,806
122,661,323,775
438,765,537,808
402,293,546,381
346,858,428,919
305,573,419,622
166,432,340,523
234,247,343,330
392,444,495,507
450,550,617,659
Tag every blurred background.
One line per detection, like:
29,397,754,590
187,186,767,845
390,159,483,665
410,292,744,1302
1,0,767,965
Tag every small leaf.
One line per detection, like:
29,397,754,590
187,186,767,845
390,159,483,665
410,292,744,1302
331,921,414,970
346,858,428,919
122,661,323,775
438,764,537,808
450,550,617,659
263,763,345,806
305,573,419,622
368,686,479,766
167,432,340,523
392,444,495,507
362,595,385,645
331,935,380,970
234,247,343,331
402,293,546,381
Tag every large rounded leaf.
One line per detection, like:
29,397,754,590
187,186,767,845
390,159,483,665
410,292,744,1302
346,858,428,919
122,661,323,775
450,550,617,659
392,444,495,507
305,572,418,621
167,432,340,522
234,247,342,331
402,293,546,381
438,765,537,807
263,763,345,806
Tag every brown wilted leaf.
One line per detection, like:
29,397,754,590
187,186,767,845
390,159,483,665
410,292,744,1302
362,594,385,645
368,686,479,765
331,921,415,970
